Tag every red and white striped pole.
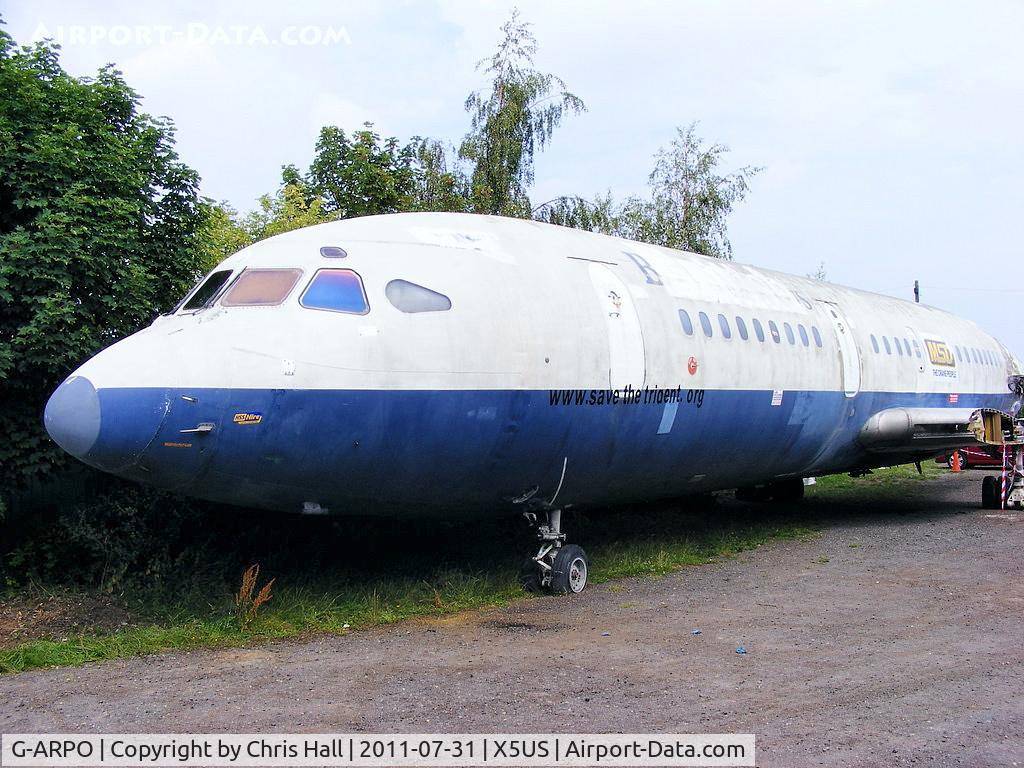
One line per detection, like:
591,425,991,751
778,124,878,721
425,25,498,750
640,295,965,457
1002,445,1008,512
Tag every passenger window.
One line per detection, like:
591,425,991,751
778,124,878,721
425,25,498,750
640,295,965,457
812,327,823,347
385,279,452,313
972,348,979,364
752,318,765,343
768,320,781,343
678,309,694,336
221,268,302,307
300,269,370,314
735,316,748,341
718,314,732,339
883,337,892,355
955,346,964,363
871,335,879,353
699,311,713,338
903,338,911,356
180,269,232,312
798,324,810,347
895,339,903,356
784,322,795,345
913,340,922,359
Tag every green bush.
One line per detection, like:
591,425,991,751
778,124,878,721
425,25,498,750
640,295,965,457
0,29,212,505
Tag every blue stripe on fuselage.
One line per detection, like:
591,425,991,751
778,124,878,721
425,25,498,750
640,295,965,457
87,387,1015,517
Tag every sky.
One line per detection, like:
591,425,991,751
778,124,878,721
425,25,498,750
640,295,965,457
5,0,1023,358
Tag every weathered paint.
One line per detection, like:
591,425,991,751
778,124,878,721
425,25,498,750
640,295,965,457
45,213,1023,517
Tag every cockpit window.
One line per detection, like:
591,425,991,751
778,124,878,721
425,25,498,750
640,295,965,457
221,268,302,307
385,279,452,313
300,269,369,314
180,270,232,312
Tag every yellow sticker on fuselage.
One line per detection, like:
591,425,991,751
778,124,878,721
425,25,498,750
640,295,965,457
925,339,956,367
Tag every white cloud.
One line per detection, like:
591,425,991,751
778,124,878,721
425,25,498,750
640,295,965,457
4,0,1023,354
308,95,377,137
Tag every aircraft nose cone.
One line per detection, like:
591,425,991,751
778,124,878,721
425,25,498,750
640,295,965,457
44,376,101,459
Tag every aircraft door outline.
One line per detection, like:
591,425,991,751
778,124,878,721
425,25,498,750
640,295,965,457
588,264,646,390
819,301,861,398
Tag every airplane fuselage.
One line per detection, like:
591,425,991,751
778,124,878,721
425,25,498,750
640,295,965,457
44,213,1023,518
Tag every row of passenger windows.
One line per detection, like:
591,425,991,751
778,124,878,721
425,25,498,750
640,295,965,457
869,334,1001,368
678,309,824,349
179,268,452,316
869,334,922,360
955,345,1001,367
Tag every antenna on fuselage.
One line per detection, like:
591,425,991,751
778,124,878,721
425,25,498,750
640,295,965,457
914,280,920,304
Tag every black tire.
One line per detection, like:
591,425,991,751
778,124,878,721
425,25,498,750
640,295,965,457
549,544,589,595
978,475,1003,512
948,450,969,469
518,558,544,594
982,476,999,510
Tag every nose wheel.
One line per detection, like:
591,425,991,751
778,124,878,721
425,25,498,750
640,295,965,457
518,508,589,594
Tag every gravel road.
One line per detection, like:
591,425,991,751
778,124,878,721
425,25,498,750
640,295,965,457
2,471,1022,767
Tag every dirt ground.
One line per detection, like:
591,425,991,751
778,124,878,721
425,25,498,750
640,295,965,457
0,593,133,650
2,471,1022,768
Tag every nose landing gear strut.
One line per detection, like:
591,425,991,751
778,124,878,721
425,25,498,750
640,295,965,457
518,507,589,594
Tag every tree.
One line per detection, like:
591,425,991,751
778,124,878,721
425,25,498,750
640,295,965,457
460,10,585,217
265,13,581,223
532,193,616,232
200,202,253,263
639,124,759,258
280,124,473,223
241,183,333,242
304,125,419,218
409,138,471,213
0,31,211,497
535,124,759,259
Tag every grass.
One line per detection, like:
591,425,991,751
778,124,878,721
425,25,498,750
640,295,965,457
0,462,950,674
807,460,945,495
